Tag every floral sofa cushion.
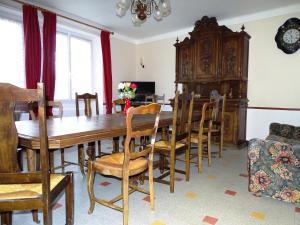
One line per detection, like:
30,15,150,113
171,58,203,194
248,139,300,203
267,123,300,145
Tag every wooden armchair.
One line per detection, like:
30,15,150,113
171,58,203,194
87,103,161,225
73,92,101,175
0,83,74,225
153,91,194,193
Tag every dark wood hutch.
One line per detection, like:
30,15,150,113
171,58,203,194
174,16,251,146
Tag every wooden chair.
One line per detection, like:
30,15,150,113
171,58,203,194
209,94,226,158
113,98,125,114
27,101,64,172
87,103,161,225
153,91,194,193
0,83,74,225
74,92,101,175
190,102,213,173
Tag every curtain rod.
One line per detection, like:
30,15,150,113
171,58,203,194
10,0,114,35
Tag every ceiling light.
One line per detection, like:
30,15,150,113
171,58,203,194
116,0,171,26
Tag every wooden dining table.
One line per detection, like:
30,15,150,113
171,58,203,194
16,111,173,171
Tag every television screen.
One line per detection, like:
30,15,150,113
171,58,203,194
123,81,155,102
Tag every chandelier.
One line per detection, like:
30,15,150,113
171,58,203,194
116,0,171,26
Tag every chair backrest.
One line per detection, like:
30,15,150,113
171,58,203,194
123,103,161,163
171,91,194,144
29,100,63,119
75,92,99,116
113,98,125,114
0,83,50,188
198,101,216,135
47,101,63,118
210,94,226,127
145,94,165,104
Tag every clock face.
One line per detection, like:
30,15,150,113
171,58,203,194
275,18,300,54
283,29,300,44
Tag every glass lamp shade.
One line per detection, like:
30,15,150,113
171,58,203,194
116,5,127,17
153,7,162,21
159,0,171,17
117,0,131,10
132,14,143,26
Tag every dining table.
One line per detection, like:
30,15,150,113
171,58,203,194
16,111,173,171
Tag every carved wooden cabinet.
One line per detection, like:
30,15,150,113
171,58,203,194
174,16,251,146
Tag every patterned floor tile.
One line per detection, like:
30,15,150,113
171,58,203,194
225,190,237,196
185,191,199,200
100,181,111,186
143,195,155,202
207,175,217,180
202,215,218,225
175,177,184,181
151,220,166,225
239,173,248,177
53,203,62,210
250,211,266,220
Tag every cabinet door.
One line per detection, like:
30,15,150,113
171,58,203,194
194,36,219,81
176,45,193,82
224,111,237,144
221,36,242,79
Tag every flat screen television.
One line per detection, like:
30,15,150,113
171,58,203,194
123,81,155,102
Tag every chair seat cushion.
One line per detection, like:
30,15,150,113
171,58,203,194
154,140,186,152
0,174,65,200
190,132,208,144
93,153,148,178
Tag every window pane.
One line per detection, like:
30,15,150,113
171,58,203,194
55,33,70,99
0,18,25,87
70,36,92,97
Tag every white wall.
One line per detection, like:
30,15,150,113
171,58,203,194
110,36,137,101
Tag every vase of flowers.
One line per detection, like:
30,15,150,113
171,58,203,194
118,82,137,115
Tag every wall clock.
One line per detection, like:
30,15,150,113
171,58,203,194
275,17,300,54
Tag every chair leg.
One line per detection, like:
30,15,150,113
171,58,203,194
1,212,12,225
42,205,52,225
185,144,191,182
87,161,95,214
208,132,212,167
49,151,55,173
65,172,74,225
97,140,101,157
148,159,155,210
197,141,203,173
169,149,175,193
78,144,85,176
122,171,129,225
61,148,65,173
219,132,223,158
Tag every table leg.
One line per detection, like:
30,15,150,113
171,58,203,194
87,142,96,161
112,137,120,153
78,144,85,176
162,126,169,141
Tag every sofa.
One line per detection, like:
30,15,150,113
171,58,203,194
248,123,300,203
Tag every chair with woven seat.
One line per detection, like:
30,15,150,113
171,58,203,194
87,103,161,225
0,83,74,225
190,102,214,173
208,93,226,158
153,91,194,193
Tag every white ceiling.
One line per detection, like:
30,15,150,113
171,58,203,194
14,0,300,41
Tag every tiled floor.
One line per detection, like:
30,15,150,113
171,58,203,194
12,142,300,225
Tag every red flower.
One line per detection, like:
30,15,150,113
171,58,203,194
130,83,137,89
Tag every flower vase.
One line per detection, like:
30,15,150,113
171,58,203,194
124,99,131,115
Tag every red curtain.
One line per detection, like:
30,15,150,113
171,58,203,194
42,11,57,117
101,31,113,114
22,5,41,90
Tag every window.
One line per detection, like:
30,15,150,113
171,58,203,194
55,33,93,100
0,17,25,87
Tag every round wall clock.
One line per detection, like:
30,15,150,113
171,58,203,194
275,17,300,54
